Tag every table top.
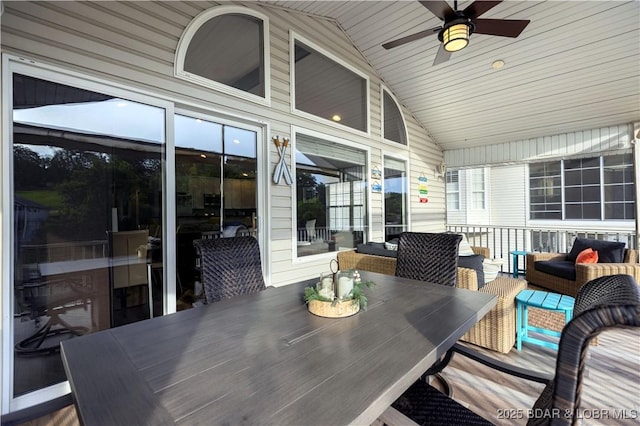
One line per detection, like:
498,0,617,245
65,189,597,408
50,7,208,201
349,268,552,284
516,289,575,311
510,250,529,255
61,271,496,426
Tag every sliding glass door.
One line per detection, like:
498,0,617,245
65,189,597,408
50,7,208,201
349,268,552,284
11,74,166,397
174,114,259,308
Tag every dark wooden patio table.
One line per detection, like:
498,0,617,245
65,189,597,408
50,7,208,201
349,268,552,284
61,271,496,426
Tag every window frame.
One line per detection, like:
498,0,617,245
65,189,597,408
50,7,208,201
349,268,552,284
446,170,461,212
469,168,487,211
291,126,371,262
289,32,371,137
382,154,410,237
2,53,178,413
174,5,271,106
380,85,408,146
527,153,635,223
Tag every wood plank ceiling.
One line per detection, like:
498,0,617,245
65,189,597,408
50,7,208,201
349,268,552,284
261,1,640,151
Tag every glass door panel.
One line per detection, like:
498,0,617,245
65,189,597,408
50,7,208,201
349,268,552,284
174,116,258,309
11,74,165,396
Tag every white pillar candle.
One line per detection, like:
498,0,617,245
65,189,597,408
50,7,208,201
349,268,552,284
337,276,354,299
318,287,334,300
321,276,333,290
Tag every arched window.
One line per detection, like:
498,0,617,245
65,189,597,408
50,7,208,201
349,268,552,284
381,87,407,145
175,6,270,104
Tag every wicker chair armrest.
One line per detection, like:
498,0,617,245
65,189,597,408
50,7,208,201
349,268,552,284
576,263,640,287
457,267,478,291
527,252,567,262
336,250,397,276
624,249,638,263
471,246,490,258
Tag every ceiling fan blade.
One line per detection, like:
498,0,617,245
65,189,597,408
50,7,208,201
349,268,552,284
432,43,451,66
382,27,441,49
463,1,502,20
473,19,530,38
418,1,455,20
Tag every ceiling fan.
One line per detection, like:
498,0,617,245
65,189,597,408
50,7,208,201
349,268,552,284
382,1,530,66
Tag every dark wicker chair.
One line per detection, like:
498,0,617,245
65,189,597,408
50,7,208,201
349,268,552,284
193,236,266,304
395,232,462,287
390,274,640,425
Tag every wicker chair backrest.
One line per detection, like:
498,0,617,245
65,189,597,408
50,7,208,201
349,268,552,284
394,232,462,287
194,236,266,304
528,274,640,426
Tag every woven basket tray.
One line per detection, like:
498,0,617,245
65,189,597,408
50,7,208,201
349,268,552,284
308,299,360,318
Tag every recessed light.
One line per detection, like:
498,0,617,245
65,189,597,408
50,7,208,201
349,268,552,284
116,102,127,107
233,139,240,144
491,59,505,70
200,154,207,159
332,114,342,122
242,173,248,177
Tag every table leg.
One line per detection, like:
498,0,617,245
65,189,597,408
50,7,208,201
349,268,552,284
516,301,522,351
512,252,518,278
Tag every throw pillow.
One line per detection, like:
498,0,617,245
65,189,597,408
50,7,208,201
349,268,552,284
576,248,598,264
482,258,503,284
457,233,475,256
567,237,626,263
458,255,485,288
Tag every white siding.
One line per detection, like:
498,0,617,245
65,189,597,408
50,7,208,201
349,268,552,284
1,0,445,289
444,123,633,168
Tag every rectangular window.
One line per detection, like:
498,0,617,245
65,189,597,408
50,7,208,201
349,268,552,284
470,168,486,210
529,154,634,221
383,156,408,239
293,36,368,133
564,158,601,220
295,133,368,257
446,171,460,211
529,161,562,219
603,154,635,219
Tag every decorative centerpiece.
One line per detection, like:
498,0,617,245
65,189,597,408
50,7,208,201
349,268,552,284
304,260,374,318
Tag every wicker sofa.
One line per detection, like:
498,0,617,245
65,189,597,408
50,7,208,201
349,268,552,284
526,248,640,296
337,248,526,353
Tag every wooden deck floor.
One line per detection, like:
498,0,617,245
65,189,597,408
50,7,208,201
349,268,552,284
443,328,640,425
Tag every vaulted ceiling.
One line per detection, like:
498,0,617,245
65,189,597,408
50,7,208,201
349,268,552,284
262,1,640,151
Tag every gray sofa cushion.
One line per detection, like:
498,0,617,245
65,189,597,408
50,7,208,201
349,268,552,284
567,237,626,263
458,254,485,288
535,260,577,281
356,242,397,258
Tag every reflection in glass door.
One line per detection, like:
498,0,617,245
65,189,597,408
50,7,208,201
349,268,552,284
11,74,165,397
174,115,258,309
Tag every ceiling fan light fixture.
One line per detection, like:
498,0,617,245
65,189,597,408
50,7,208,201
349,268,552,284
442,23,469,52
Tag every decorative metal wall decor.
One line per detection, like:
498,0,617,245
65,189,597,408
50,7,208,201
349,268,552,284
272,135,293,185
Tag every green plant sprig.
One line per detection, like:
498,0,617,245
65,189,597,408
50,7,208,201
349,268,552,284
304,279,375,311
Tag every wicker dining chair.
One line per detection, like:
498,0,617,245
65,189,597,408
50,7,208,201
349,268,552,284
390,274,640,425
395,232,463,287
193,236,266,304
